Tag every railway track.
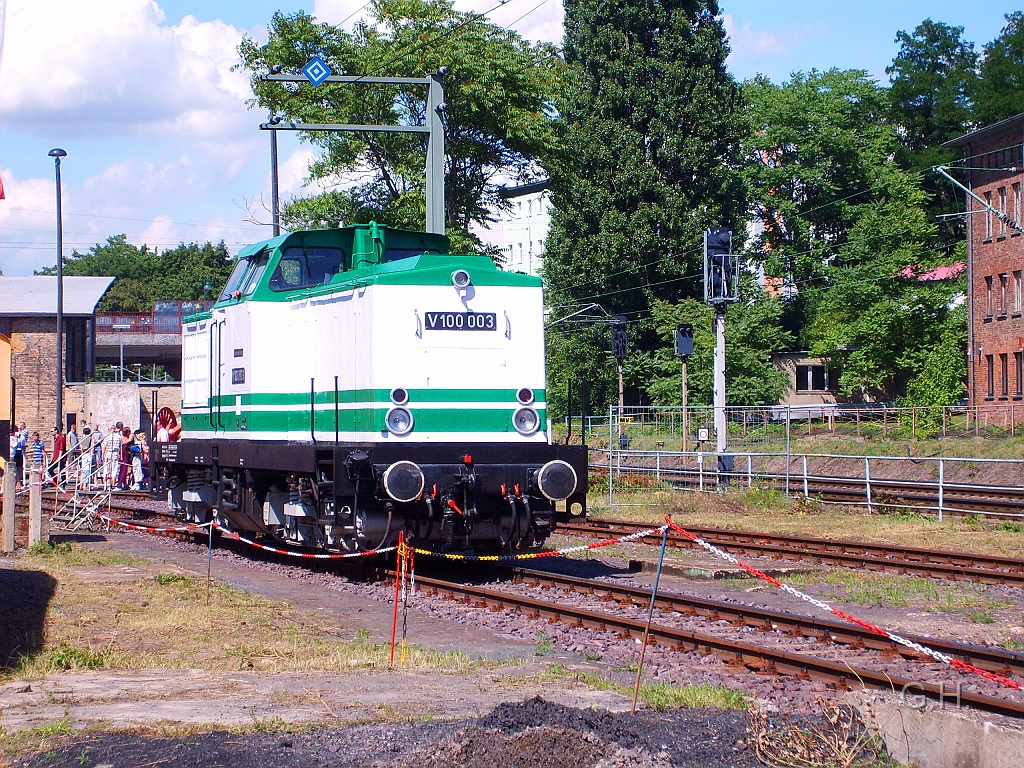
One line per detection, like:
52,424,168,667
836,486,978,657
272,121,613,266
603,461,1024,518
560,519,1024,587
414,572,1024,720
507,566,1024,679
28,498,1024,719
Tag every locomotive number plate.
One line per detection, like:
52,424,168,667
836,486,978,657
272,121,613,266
424,311,497,331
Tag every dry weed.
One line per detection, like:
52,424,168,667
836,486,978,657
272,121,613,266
749,699,889,768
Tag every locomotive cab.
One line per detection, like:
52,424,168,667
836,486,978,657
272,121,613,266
153,223,587,553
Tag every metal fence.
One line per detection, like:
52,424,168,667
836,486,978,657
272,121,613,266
96,300,214,335
558,405,1024,452
596,447,1024,520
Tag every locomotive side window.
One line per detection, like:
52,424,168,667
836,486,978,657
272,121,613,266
239,252,270,297
269,247,345,291
219,258,251,302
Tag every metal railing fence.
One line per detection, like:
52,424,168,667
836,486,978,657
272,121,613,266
596,446,1024,520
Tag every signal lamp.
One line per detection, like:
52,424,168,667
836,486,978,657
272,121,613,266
516,387,535,405
390,387,409,405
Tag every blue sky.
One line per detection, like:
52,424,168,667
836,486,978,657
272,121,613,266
0,0,1013,275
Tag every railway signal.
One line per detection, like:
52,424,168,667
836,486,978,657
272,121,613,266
703,227,736,485
611,316,628,439
674,323,693,451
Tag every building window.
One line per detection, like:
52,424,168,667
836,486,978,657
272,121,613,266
1015,271,1022,314
1001,274,1009,316
1000,187,1008,235
987,355,995,397
1002,353,1010,396
985,191,994,238
986,275,994,317
1014,183,1021,230
794,364,837,392
1016,351,1023,397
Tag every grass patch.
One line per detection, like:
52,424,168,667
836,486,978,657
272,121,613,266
3,543,508,681
782,570,1008,619
541,665,746,711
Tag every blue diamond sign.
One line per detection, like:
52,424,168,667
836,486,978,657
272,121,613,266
302,56,332,86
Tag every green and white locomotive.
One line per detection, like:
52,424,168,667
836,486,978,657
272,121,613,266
151,223,587,552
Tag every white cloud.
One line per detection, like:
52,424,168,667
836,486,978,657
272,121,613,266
314,0,563,44
723,15,797,59
0,0,252,140
278,148,319,198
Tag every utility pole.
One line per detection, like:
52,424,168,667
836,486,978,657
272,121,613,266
611,316,628,442
703,227,738,484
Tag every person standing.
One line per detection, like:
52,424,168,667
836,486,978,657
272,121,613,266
102,425,120,489
12,423,28,489
29,432,47,479
131,430,147,490
117,427,133,490
78,427,94,490
52,427,66,486
66,422,80,485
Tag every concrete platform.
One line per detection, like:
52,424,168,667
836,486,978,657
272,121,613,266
849,691,1024,768
628,555,811,581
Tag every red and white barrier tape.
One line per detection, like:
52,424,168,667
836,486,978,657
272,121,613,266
91,511,209,535
413,525,666,561
212,524,396,559
664,516,1023,693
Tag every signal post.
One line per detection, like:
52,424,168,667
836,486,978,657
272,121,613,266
703,227,738,486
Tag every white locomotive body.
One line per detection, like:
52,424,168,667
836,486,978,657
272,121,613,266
153,224,587,551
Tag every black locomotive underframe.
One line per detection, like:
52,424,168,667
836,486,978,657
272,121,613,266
151,439,588,549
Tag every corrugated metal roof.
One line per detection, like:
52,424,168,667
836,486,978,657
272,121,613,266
943,113,1024,148
0,276,115,316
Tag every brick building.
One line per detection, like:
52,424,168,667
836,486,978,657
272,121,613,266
0,276,113,433
945,114,1024,408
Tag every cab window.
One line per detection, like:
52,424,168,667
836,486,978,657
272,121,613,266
269,247,345,291
239,252,270,297
218,258,250,302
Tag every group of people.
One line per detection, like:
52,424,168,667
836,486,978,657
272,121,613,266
7,420,151,492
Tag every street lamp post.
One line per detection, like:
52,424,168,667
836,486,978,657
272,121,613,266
48,148,67,430
112,324,130,383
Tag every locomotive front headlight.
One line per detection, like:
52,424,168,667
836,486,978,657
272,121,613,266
451,269,471,289
513,407,540,435
382,460,425,503
385,407,414,436
534,459,578,501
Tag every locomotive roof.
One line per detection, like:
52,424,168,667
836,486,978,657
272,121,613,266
235,223,450,259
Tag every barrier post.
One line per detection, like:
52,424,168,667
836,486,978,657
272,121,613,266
28,467,43,547
2,463,15,552
631,527,668,714
802,455,809,498
937,459,945,522
747,455,752,488
389,531,406,668
864,457,873,514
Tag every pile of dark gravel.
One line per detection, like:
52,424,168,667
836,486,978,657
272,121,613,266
19,699,761,768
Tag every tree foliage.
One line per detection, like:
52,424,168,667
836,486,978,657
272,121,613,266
542,0,746,416
238,1,561,249
37,235,235,312
976,12,1024,125
741,70,964,401
886,20,979,245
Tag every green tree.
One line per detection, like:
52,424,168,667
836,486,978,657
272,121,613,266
975,12,1024,125
886,20,978,244
742,70,963,401
903,305,968,407
639,296,792,407
542,0,746,416
238,1,561,250
38,235,235,312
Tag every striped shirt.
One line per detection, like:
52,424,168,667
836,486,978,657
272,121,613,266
30,439,45,465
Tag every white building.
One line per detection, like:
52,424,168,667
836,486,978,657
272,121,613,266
491,180,551,277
